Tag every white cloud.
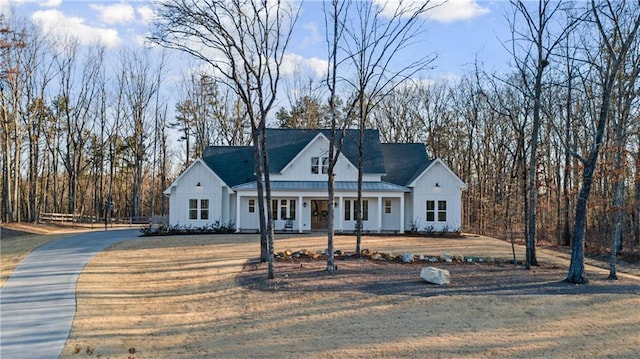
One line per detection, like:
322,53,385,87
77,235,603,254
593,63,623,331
428,0,490,22
282,53,328,78
137,6,155,25
305,57,328,78
31,9,121,48
90,2,135,25
374,0,489,23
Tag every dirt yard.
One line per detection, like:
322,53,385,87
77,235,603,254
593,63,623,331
39,232,639,359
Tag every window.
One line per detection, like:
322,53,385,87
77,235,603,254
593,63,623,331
272,199,278,220
248,199,255,213
344,200,351,221
311,156,329,174
189,199,198,220
200,199,209,220
189,199,210,220
426,200,447,222
362,200,369,221
438,200,447,221
344,199,368,221
270,199,297,220
426,200,435,221
289,200,296,220
384,199,392,214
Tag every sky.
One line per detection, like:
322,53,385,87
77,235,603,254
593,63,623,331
1,0,516,82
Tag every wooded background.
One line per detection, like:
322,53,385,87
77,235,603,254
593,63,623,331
2,1,639,258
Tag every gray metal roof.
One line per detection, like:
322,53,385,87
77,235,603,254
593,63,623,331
381,143,434,186
199,129,445,190
233,181,409,192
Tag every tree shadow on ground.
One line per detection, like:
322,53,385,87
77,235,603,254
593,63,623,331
236,258,640,297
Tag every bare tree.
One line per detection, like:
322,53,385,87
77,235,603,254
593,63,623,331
337,0,436,258
607,26,640,280
508,0,580,269
173,69,249,164
1,15,30,222
115,48,163,218
371,81,425,143
566,0,640,284
53,39,105,215
151,0,300,279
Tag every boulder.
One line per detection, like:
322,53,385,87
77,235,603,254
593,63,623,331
420,267,450,285
401,253,414,263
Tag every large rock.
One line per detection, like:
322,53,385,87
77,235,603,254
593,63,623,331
420,267,450,285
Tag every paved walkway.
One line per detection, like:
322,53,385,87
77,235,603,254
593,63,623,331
0,229,140,359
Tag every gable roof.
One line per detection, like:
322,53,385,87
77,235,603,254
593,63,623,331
266,128,386,174
381,143,434,186
200,128,388,187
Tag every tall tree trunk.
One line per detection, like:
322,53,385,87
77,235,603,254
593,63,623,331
259,122,275,279
567,0,640,284
253,131,268,262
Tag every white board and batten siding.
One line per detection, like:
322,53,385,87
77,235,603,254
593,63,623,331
409,159,466,232
272,133,364,182
166,159,230,227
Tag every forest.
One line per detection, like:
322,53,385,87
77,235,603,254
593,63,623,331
1,0,639,271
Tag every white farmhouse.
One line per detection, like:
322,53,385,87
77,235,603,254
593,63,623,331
163,128,466,233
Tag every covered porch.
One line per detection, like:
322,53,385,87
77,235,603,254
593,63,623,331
233,181,408,234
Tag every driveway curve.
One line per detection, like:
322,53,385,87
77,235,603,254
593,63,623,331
0,229,140,359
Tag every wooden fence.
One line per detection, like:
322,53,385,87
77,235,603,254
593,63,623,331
39,213,149,225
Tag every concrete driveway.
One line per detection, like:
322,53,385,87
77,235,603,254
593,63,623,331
0,229,140,359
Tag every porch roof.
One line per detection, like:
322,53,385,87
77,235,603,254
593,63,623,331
232,181,409,192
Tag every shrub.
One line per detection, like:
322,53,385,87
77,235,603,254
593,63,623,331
140,220,236,236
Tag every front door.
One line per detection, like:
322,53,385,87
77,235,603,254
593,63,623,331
311,200,329,230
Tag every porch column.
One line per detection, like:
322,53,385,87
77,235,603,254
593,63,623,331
377,195,383,233
298,195,303,233
235,193,241,233
338,195,343,232
399,194,405,234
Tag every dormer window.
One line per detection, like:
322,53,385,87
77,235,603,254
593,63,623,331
311,156,329,174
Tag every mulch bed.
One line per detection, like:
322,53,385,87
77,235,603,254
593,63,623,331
237,256,640,297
